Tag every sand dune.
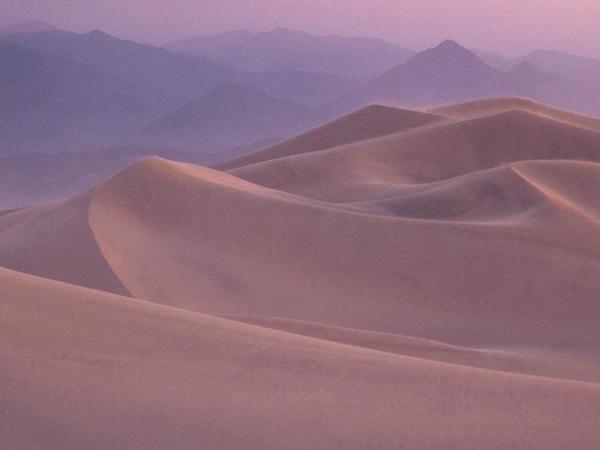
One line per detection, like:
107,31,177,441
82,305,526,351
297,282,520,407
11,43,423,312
2,97,600,448
3,266,600,450
430,96,600,131
86,157,600,350
216,104,446,170
0,146,197,210
4,156,599,347
228,108,600,201
222,314,600,382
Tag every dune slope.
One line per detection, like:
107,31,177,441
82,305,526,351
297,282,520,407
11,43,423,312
3,267,600,450
429,96,600,131
215,104,446,170
2,98,600,448
228,108,600,200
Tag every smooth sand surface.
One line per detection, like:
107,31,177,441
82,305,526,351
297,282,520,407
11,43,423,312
2,97,600,449
429,96,600,131
215,104,447,170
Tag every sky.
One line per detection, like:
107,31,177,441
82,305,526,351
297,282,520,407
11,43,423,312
2,0,600,58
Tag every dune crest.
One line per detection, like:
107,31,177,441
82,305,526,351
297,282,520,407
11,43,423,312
429,96,600,131
216,104,447,170
3,98,600,449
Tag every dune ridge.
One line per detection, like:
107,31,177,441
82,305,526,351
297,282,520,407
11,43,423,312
2,97,600,449
215,104,447,170
4,266,600,450
429,96,600,131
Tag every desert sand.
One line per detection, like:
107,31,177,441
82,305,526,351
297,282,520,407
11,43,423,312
2,97,600,449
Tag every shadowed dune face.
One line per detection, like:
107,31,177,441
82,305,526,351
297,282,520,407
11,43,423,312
0,194,129,294
229,108,600,201
3,98,600,449
80,156,600,352
215,104,447,170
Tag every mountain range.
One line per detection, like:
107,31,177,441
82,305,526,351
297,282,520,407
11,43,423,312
3,28,235,101
0,40,177,153
140,83,327,151
165,28,416,77
348,39,529,108
3,20,600,158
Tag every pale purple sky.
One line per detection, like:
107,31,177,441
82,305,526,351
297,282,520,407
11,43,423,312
2,0,599,57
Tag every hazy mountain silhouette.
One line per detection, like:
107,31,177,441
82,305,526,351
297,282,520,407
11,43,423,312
3,28,363,106
0,28,357,153
472,47,600,90
165,28,415,77
349,40,528,108
246,70,362,106
336,40,600,116
4,27,600,158
0,41,179,153
473,48,516,71
507,61,560,85
0,146,197,209
520,49,600,86
142,83,326,151
487,52,600,115
3,29,237,101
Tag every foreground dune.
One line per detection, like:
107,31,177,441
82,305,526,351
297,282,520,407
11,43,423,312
3,267,600,450
2,97,600,448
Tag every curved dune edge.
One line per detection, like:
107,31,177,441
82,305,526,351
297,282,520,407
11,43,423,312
3,266,600,450
227,109,600,202
3,98,600,448
82,156,600,349
428,96,600,132
215,104,449,170
220,314,600,383
0,194,131,295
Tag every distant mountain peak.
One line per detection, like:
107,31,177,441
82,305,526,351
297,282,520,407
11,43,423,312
403,38,488,70
86,29,114,40
428,39,479,59
435,39,464,51
141,82,320,150
508,60,559,83
355,37,526,109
